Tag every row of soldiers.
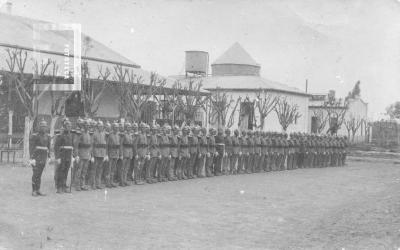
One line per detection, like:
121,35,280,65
29,117,348,196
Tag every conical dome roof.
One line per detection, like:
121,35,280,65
212,42,259,66
211,43,260,76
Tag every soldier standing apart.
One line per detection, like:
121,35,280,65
29,119,50,196
120,122,133,186
92,120,108,189
54,118,75,194
106,122,122,188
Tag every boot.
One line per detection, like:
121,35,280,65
32,191,39,197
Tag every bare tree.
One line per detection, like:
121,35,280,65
274,98,302,132
176,78,208,124
162,81,182,125
255,89,279,130
3,48,53,161
362,119,372,143
325,98,348,135
209,88,241,128
112,64,166,122
311,109,329,134
344,115,363,142
80,61,110,117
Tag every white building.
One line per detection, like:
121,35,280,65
173,43,311,132
308,91,369,142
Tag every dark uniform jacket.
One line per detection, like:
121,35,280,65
121,133,134,158
159,134,170,157
207,135,216,154
232,136,240,155
54,130,75,160
136,133,148,158
169,134,179,158
107,132,122,159
149,134,159,158
78,131,93,160
179,135,190,158
199,135,208,155
224,136,233,155
29,132,50,164
92,130,107,158
189,135,199,154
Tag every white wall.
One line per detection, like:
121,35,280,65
208,89,309,132
308,97,368,142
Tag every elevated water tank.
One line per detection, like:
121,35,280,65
185,51,209,76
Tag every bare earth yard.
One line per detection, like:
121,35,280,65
0,161,400,250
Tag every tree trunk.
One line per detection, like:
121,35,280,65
50,116,58,153
23,116,34,164
8,110,13,147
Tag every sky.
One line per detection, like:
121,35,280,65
3,0,400,119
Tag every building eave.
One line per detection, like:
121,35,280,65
205,87,312,97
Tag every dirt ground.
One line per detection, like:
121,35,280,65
0,161,400,250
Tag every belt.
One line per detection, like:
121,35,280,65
109,145,120,149
94,144,107,148
123,144,133,147
60,146,73,150
78,143,91,148
35,146,48,151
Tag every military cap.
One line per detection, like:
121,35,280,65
63,118,71,126
39,119,47,127
132,122,138,128
105,121,111,129
225,128,231,134
112,121,119,128
77,117,84,125
125,122,132,128
97,120,104,127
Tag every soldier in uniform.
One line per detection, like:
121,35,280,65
169,125,180,181
196,126,208,178
127,122,138,182
205,128,216,177
120,122,133,186
91,120,108,189
214,128,224,176
231,129,240,174
134,123,147,185
54,118,75,193
146,124,160,184
179,126,190,180
188,126,199,178
106,122,121,188
245,130,254,173
29,119,50,196
238,130,248,174
224,128,233,175
74,119,93,191
158,124,170,182
254,131,263,172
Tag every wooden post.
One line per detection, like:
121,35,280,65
23,116,31,163
8,110,13,147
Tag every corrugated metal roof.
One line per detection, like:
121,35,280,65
212,42,259,66
171,75,308,96
0,13,139,68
